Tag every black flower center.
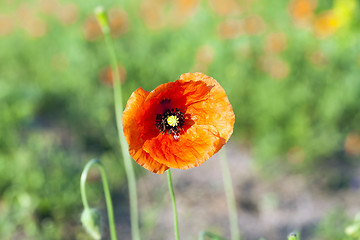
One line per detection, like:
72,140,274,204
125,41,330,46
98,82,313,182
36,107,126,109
156,108,185,141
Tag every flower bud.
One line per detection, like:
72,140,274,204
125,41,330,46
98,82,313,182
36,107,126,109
81,208,101,240
288,232,298,240
345,213,360,237
345,224,360,236
94,6,110,34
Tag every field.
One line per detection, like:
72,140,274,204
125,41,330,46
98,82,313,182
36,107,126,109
1,0,360,239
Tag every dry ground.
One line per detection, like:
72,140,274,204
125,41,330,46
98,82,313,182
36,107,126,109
113,141,360,240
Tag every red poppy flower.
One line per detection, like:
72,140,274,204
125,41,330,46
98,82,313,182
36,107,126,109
123,72,235,174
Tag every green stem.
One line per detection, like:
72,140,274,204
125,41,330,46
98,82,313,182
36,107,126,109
80,159,117,240
95,7,141,240
80,162,91,211
167,170,180,240
220,148,240,240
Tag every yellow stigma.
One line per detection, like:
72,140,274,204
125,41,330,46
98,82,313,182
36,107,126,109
167,115,179,127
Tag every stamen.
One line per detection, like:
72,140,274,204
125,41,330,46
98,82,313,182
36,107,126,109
155,107,185,141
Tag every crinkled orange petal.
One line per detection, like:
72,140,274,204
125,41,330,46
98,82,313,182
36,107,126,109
180,72,235,141
138,80,210,140
123,87,169,174
142,124,225,169
123,72,235,174
143,80,210,110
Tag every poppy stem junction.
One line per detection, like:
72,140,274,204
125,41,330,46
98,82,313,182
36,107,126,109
95,6,141,240
80,159,117,240
220,148,241,240
167,169,181,240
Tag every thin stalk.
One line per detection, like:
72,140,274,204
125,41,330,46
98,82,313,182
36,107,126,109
81,161,91,211
95,7,141,240
81,159,117,240
167,170,180,240
220,148,240,240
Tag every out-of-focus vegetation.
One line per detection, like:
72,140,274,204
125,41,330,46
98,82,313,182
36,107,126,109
1,0,360,239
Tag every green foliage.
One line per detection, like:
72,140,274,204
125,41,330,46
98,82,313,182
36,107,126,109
199,231,226,240
315,208,352,240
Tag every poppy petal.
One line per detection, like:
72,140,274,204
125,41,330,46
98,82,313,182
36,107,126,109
142,124,225,169
130,148,169,174
137,80,211,140
180,72,235,141
123,87,169,174
143,80,210,109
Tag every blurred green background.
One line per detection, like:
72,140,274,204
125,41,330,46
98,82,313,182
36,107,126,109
1,0,360,239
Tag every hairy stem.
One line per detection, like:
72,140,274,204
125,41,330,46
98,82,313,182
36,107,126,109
95,7,140,240
167,170,180,240
220,148,240,240
81,159,117,240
